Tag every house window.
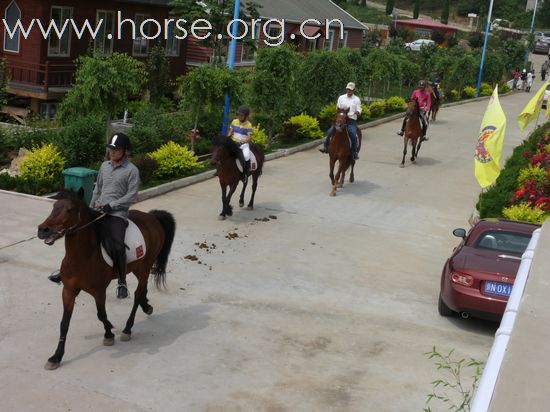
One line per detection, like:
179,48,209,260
415,28,432,39
267,24,282,43
48,6,72,57
133,14,150,56
95,10,115,55
4,1,21,53
166,20,180,57
307,38,317,51
338,31,348,48
324,29,335,50
241,22,259,62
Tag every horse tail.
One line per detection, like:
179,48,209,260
149,210,176,288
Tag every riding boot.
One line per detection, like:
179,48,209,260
319,136,330,153
397,118,406,136
48,269,61,284
115,253,129,299
242,160,250,183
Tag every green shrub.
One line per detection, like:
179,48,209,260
368,101,386,118
518,164,549,187
317,104,337,131
462,86,477,98
4,127,56,152
499,83,511,94
502,202,548,224
0,172,59,195
20,143,65,182
449,89,460,101
251,125,268,149
148,141,203,179
286,113,323,140
385,96,406,112
480,83,493,96
52,115,105,167
133,155,158,184
359,103,371,121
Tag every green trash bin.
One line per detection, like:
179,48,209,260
62,167,98,205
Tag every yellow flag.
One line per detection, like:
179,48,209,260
518,80,549,130
475,86,506,188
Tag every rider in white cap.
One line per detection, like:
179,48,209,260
319,82,362,160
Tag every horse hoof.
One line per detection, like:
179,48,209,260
330,191,336,197
399,164,405,168
44,361,60,370
349,177,354,183
120,333,131,342
239,202,244,207
103,337,115,346
246,206,253,210
218,215,226,221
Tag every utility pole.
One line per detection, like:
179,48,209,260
476,0,495,97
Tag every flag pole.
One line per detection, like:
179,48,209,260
524,0,539,68
476,0,495,97
221,0,241,135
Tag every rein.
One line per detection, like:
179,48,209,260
56,211,107,237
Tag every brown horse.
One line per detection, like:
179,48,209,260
37,188,175,370
210,135,264,220
428,85,441,122
328,108,362,196
400,99,423,168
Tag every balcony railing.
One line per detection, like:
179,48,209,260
6,60,75,93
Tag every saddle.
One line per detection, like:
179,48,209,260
100,219,146,267
236,151,258,173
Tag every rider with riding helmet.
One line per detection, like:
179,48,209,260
319,82,362,160
228,105,254,183
48,133,140,299
398,80,431,141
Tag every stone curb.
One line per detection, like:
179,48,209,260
0,188,55,202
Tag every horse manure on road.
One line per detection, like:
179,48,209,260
184,254,198,261
269,215,277,220
225,232,239,240
254,217,270,222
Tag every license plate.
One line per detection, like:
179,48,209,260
484,281,512,297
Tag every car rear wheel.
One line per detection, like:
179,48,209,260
438,295,455,317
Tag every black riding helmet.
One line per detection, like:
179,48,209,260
106,133,131,150
237,106,250,117
418,80,426,88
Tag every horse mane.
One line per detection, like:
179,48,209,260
212,134,242,159
54,189,102,221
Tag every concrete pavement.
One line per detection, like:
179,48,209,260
0,58,548,411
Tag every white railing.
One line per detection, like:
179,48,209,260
470,227,542,412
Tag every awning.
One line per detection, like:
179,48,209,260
293,25,322,38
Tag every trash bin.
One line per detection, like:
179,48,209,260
62,167,98,205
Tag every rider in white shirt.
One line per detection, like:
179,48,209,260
319,82,362,160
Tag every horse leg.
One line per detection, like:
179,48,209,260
329,157,337,196
338,167,345,188
239,178,248,208
411,139,417,163
121,272,149,341
400,138,408,168
219,184,227,220
349,160,355,183
247,173,259,210
333,162,345,195
225,182,238,217
45,287,80,370
93,289,115,346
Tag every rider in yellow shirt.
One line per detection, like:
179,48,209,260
228,106,253,183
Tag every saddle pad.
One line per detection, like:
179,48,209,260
236,151,258,173
101,219,146,267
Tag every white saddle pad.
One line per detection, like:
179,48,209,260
236,151,258,173
101,219,146,267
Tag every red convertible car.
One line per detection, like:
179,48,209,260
439,220,540,321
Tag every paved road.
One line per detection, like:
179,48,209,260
1,57,546,411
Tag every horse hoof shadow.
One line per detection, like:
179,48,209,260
218,215,226,221
103,337,115,346
399,164,405,168
120,333,131,342
246,206,253,210
412,160,417,164
337,183,343,188
44,361,60,370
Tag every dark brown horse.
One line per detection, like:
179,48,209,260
428,85,441,122
328,108,362,196
37,188,175,370
400,99,423,168
210,135,264,220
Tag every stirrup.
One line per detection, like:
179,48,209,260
48,270,61,284
116,283,129,299
397,130,404,136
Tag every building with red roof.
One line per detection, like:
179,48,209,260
394,19,458,45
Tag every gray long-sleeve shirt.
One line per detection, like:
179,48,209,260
90,158,140,220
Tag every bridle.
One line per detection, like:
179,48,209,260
53,211,107,238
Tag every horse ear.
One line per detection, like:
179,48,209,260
77,187,85,200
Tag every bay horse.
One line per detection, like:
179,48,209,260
428,84,441,122
210,135,264,220
37,188,175,370
328,108,362,196
400,98,423,168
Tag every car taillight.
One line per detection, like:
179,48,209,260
450,272,474,287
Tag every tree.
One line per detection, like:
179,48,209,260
0,58,9,106
169,0,260,65
413,0,421,19
57,53,147,137
178,65,244,147
359,0,367,6
250,46,302,147
147,43,170,106
441,0,450,25
386,0,395,15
